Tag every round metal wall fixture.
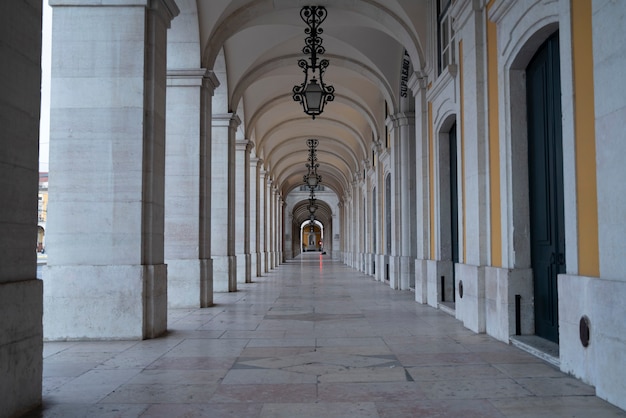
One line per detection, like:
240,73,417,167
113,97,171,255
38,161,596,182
458,280,464,299
579,315,590,348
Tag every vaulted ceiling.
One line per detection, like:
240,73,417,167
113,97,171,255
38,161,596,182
168,0,429,201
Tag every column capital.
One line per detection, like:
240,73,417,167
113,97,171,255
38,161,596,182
167,68,209,87
250,157,262,168
236,139,253,152
213,113,241,129
203,70,220,93
389,112,416,128
372,140,383,155
407,71,428,93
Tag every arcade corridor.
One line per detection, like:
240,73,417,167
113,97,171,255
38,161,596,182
27,254,624,418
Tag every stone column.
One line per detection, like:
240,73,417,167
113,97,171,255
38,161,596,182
352,178,360,269
408,74,430,302
250,157,261,277
345,190,353,266
235,139,252,284
45,0,179,340
268,185,276,270
0,1,43,414
393,112,417,290
211,113,239,292
267,178,275,269
337,201,344,261
276,196,282,264
164,69,217,308
274,192,282,266
259,169,268,273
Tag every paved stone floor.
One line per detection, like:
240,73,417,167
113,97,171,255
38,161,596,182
26,254,626,417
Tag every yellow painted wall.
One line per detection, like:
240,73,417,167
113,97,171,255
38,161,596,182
571,0,599,277
487,5,502,267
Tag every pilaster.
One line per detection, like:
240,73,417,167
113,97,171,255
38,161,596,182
259,169,268,273
250,157,261,278
211,113,240,292
390,112,417,290
164,68,216,308
235,139,252,284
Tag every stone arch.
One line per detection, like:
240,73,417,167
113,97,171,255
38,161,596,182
493,0,561,270
435,113,458,304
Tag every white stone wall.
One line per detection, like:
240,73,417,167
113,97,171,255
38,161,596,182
593,1,626,281
555,0,626,410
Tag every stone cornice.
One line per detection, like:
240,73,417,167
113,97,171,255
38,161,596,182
427,64,456,101
451,0,485,33
488,0,517,24
50,0,180,25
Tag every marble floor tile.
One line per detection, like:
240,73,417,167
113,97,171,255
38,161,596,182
163,338,249,358
515,376,597,396
221,368,318,384
29,255,624,417
489,395,626,417
22,403,150,418
260,402,379,418
140,403,263,418
145,356,237,370
375,399,505,418
210,383,318,403
419,377,533,400
406,364,507,381
317,381,426,402
100,383,219,404
45,369,142,404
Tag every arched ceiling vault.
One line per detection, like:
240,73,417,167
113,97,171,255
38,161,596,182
292,199,334,229
177,0,429,200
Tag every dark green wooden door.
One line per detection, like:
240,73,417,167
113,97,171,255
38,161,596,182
449,122,458,302
526,32,564,343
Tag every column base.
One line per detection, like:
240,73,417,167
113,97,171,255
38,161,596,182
389,255,401,289
484,266,533,343
213,255,237,292
251,252,259,278
44,264,167,340
415,259,428,303
167,258,213,308
388,256,415,289
236,253,251,284
425,260,454,308
263,252,269,273
0,279,43,417
455,263,486,333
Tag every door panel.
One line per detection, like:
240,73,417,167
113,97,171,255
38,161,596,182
527,32,564,343
449,123,458,302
